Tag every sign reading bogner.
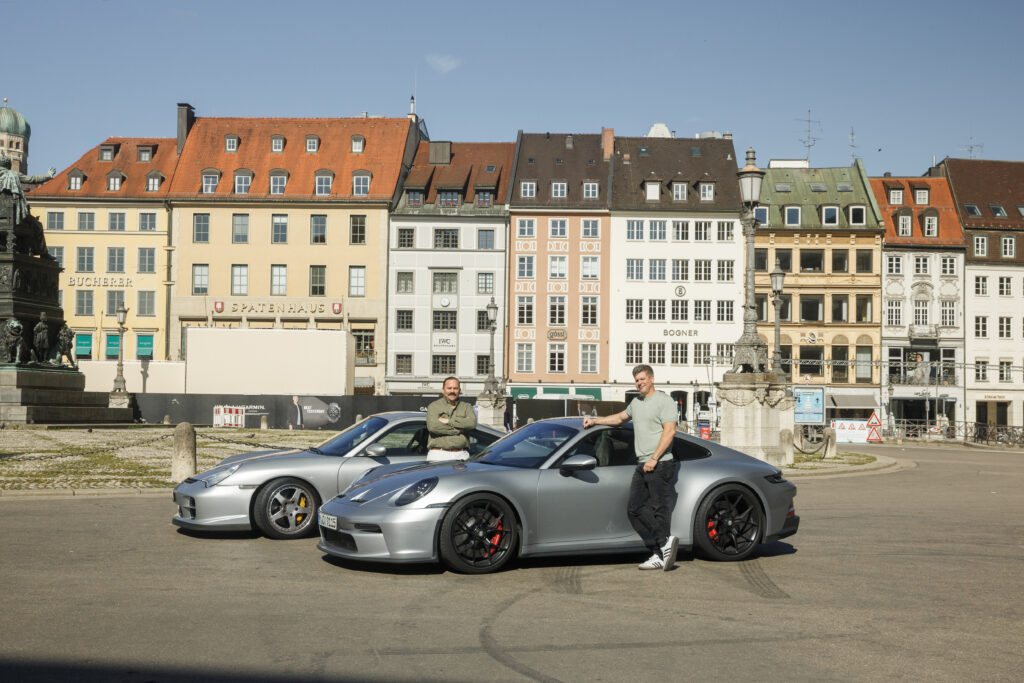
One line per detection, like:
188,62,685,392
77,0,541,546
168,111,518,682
663,329,699,337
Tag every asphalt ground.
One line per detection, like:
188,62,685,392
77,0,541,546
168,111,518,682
0,442,1021,682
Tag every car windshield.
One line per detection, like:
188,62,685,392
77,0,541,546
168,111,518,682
475,422,579,469
315,416,388,456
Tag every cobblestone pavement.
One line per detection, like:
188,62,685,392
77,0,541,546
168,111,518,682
0,427,325,491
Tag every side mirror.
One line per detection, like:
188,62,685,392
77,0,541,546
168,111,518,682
364,444,387,458
558,454,598,477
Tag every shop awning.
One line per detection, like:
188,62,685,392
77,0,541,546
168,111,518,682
75,333,92,356
828,394,879,409
509,387,537,399
137,335,154,358
105,334,121,357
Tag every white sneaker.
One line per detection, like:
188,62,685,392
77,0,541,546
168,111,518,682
661,535,679,571
638,554,664,570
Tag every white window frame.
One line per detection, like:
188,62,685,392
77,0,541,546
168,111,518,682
202,174,218,194
974,235,987,257
699,182,714,201
551,181,567,198
887,256,902,275
914,189,929,205
549,219,567,238
306,137,319,153
315,175,332,196
517,256,534,279
889,189,903,205
848,205,866,226
270,175,286,195
520,181,536,198
645,182,660,201
583,182,598,199
580,343,598,374
515,343,534,373
940,257,956,275
234,174,251,194
822,205,839,226
785,206,801,226
672,182,686,200
549,256,567,279
582,219,599,238
924,215,938,237
581,256,598,280
352,174,370,196
1002,236,1016,258
517,218,535,238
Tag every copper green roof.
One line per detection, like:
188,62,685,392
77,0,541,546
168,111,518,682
0,104,30,137
759,159,882,230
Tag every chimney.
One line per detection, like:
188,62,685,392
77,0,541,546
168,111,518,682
176,103,195,156
883,171,892,177
565,135,574,150
724,132,733,140
602,127,614,160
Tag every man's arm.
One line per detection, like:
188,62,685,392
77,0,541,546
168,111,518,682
449,402,477,430
642,421,677,471
582,410,630,429
427,401,460,436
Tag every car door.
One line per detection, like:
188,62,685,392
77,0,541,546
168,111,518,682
531,427,639,551
335,420,429,492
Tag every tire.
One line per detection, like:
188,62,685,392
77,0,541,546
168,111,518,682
253,477,321,539
692,484,764,561
438,493,518,574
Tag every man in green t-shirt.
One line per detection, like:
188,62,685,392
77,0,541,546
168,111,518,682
583,364,678,570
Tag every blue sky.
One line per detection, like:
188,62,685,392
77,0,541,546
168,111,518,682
6,0,1021,177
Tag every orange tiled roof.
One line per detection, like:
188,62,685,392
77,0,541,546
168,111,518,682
31,137,178,199
167,116,413,200
869,176,965,248
407,141,515,204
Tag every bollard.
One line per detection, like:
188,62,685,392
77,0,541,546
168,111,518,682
355,414,362,423
260,414,268,430
171,422,197,482
779,428,794,466
823,426,838,459
162,414,171,425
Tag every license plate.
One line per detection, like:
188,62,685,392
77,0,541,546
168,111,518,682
319,512,338,531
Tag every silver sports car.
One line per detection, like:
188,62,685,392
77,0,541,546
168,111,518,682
172,412,503,539
317,417,799,573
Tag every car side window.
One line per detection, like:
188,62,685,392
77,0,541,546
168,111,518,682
561,428,635,467
467,429,500,455
370,421,427,456
672,436,711,461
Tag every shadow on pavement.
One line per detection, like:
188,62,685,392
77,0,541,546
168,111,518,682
0,661,387,683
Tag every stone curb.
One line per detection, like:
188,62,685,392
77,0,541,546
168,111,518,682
783,454,914,479
0,487,173,499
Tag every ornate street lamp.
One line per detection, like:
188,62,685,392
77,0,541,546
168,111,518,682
112,300,128,393
730,148,769,374
483,296,500,397
769,258,786,375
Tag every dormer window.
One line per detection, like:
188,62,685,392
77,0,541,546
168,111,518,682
106,171,124,191
137,147,153,162
785,206,801,226
521,181,536,198
754,206,769,225
672,182,686,200
475,191,492,208
889,189,903,205
898,214,912,236
439,191,460,207
583,182,598,199
964,204,982,217
68,169,85,191
990,204,1008,218
351,135,365,153
99,146,115,161
269,170,289,195
914,188,929,204
699,182,714,201
234,170,253,194
146,171,163,192
201,170,221,194
822,206,840,226
352,171,370,196
924,215,938,237
306,135,320,153
645,181,660,201
271,135,285,152
225,136,239,152
551,181,567,198
848,205,866,225
407,190,423,207
314,171,334,196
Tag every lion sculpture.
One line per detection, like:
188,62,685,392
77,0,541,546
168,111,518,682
1,317,27,364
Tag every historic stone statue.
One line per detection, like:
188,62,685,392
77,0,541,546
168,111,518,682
57,323,77,369
0,317,27,364
32,312,50,363
0,154,54,256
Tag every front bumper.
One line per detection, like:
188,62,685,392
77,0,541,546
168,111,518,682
766,513,800,542
171,479,253,532
317,501,446,563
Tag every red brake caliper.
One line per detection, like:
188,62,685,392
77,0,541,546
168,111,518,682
488,520,503,555
707,519,719,543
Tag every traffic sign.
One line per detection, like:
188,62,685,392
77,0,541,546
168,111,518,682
867,426,882,442
867,412,881,428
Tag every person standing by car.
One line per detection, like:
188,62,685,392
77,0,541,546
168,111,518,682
426,377,477,461
583,364,678,571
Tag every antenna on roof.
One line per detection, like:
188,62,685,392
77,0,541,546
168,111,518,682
849,127,858,164
959,134,984,159
797,109,821,163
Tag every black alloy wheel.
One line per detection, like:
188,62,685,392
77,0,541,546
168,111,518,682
253,477,321,539
439,493,518,574
693,483,764,561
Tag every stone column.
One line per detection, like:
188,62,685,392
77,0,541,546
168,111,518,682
474,393,506,431
716,372,794,467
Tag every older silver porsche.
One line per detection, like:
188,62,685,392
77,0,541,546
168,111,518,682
317,417,799,573
172,412,503,539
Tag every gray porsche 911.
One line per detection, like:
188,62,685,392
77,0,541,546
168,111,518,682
172,412,503,539
317,417,799,573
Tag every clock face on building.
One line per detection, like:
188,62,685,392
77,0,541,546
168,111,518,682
440,297,451,307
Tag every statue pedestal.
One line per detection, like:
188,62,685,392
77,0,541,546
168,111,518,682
716,372,795,467
108,390,132,409
474,392,506,432
1,366,133,424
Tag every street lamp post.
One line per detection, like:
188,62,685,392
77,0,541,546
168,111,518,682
731,148,769,374
769,259,786,376
483,296,500,398
112,300,128,393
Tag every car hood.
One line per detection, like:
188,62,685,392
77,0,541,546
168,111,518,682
216,448,308,467
337,460,510,504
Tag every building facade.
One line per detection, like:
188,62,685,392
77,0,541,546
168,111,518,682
870,175,965,427
607,129,742,416
933,158,1024,429
755,159,885,419
505,131,612,400
386,140,514,395
31,137,177,364
165,104,421,394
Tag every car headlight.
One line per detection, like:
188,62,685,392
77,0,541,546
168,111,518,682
395,477,438,506
199,464,241,488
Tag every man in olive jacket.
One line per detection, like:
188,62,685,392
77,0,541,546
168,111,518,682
426,376,477,461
